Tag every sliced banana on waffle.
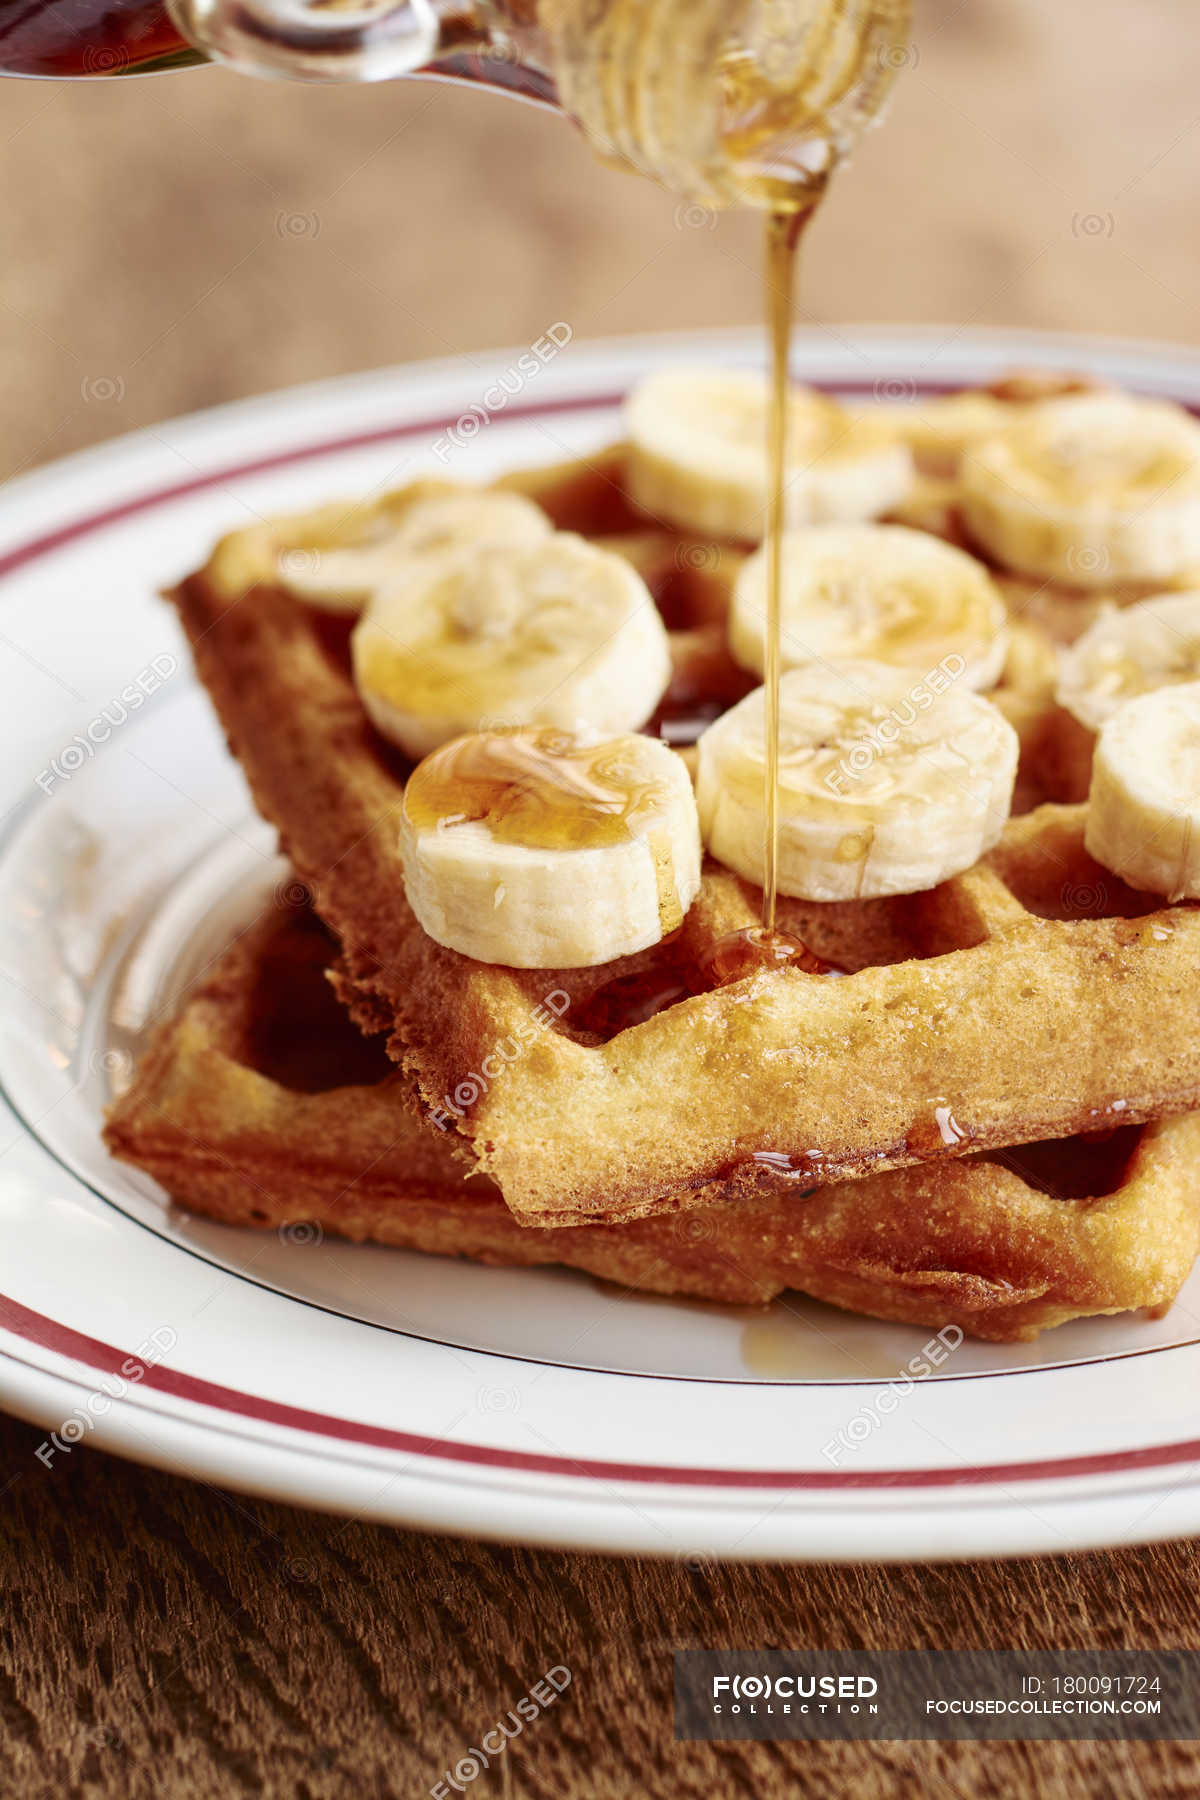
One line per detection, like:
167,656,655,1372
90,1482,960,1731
729,523,1009,690
278,490,552,614
696,660,1019,902
960,394,1200,588
1057,591,1200,732
399,729,702,967
861,373,1102,476
626,368,913,541
352,532,672,760
1086,682,1200,901
858,391,1017,478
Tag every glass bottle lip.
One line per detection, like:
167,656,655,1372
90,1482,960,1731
167,0,445,84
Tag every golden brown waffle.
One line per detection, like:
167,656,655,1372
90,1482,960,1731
103,902,1200,1343
170,401,1200,1228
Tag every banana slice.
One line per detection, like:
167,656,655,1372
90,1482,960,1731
1085,682,1200,901
626,368,913,541
859,391,1017,478
884,472,963,541
352,532,672,761
729,523,1009,690
861,373,1102,477
696,660,1018,901
960,394,1200,588
278,490,552,614
399,729,702,967
1057,591,1200,732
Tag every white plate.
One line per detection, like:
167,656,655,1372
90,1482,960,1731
3,326,1200,1562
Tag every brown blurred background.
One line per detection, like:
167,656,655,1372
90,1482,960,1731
0,0,1196,481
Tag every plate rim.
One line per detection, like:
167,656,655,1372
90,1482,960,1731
5,325,1200,1558
8,1285,1200,1498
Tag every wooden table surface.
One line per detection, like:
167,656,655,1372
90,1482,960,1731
3,2,1200,1795
2,1405,1198,1798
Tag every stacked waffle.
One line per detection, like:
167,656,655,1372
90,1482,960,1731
106,369,1200,1341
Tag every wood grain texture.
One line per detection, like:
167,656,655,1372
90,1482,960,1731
3,1,1200,1794
0,1411,1196,1798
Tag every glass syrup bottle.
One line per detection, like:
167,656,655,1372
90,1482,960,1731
178,0,910,205
0,0,909,214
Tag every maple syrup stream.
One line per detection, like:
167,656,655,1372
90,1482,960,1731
762,195,823,939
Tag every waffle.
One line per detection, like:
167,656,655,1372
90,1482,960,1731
170,393,1200,1229
103,901,1200,1343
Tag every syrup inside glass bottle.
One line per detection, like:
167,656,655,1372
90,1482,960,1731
0,0,201,76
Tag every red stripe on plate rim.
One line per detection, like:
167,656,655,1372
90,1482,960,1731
0,373,1196,585
4,1291,1200,1492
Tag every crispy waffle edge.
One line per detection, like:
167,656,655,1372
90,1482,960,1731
103,902,1200,1343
